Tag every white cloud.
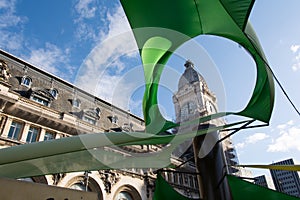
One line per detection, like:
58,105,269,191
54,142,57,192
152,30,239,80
277,120,294,130
25,43,74,80
245,132,270,144
292,64,300,72
0,0,12,9
0,0,26,51
74,4,141,110
128,98,143,118
0,0,25,28
292,55,300,71
235,133,270,149
291,45,300,71
234,133,269,150
102,5,130,39
268,126,300,152
74,22,98,42
73,0,102,42
291,45,300,53
236,142,245,149
74,0,97,20
0,31,23,50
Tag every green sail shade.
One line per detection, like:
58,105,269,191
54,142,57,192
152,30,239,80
0,0,275,179
120,0,274,133
228,175,300,200
0,121,246,178
153,173,191,200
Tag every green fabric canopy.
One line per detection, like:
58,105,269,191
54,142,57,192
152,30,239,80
0,121,245,178
0,0,275,180
152,175,300,200
120,0,274,134
227,175,300,200
153,173,191,200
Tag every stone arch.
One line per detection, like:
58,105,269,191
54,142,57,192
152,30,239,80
65,175,103,200
113,184,142,200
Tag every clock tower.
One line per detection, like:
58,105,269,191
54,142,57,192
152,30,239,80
173,60,218,124
173,60,232,200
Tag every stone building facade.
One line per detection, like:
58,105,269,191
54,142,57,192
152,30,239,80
0,49,200,200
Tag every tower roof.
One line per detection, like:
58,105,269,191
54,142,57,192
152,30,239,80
178,60,207,89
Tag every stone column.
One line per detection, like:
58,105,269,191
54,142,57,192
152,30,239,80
20,123,30,143
39,128,46,142
1,116,12,137
55,132,62,139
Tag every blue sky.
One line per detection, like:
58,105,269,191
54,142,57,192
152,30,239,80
1,0,300,178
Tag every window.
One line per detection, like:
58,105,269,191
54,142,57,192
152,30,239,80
82,115,96,125
122,123,132,132
180,101,196,121
95,107,101,116
167,173,172,182
44,131,55,141
26,127,39,143
115,192,133,200
81,109,100,125
206,101,217,113
173,173,178,184
49,88,58,99
194,177,199,188
72,99,81,108
179,174,183,185
111,115,118,124
70,182,91,191
8,121,23,140
31,96,49,106
21,76,32,87
189,175,194,188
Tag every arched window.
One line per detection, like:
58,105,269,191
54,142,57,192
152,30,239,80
95,107,101,116
113,185,142,200
21,76,32,87
67,175,103,197
70,182,91,191
72,99,81,108
115,192,133,200
50,88,58,99
111,115,118,124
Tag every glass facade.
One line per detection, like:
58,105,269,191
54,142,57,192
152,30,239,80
270,159,300,197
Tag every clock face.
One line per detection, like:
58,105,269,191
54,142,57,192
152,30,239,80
180,101,196,120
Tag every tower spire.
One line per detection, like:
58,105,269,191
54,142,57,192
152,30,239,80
184,59,194,68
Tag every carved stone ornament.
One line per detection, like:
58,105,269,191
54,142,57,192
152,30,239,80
0,60,11,81
99,170,121,193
